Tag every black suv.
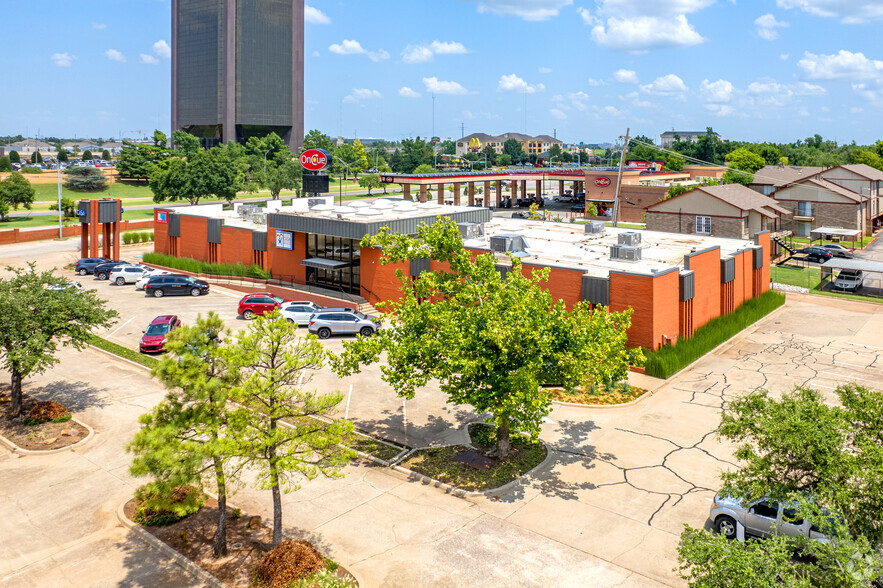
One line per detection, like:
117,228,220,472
74,257,110,275
93,261,132,281
797,246,833,263
144,275,210,298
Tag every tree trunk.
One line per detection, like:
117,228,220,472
496,419,511,459
270,445,282,546
10,369,23,419
212,456,228,558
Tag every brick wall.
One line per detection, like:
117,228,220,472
618,185,669,223
219,226,255,267
776,199,863,234
267,229,307,282
646,211,746,238
521,263,584,309
609,269,680,350
686,248,722,330
0,219,153,246
360,246,409,304
179,215,209,262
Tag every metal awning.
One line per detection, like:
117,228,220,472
300,258,349,270
811,227,862,237
821,259,883,273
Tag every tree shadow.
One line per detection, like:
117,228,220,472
351,405,478,449
118,528,201,588
26,379,112,412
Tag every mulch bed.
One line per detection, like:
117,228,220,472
124,498,357,587
546,385,648,405
0,392,89,451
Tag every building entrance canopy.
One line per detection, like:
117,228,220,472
301,258,350,270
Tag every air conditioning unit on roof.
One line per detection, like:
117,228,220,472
457,222,485,239
618,231,641,246
610,244,641,262
585,221,605,235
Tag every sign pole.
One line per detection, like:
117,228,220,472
611,127,630,228
57,162,63,239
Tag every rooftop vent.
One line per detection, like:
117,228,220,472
457,222,485,240
618,231,642,246
490,233,529,253
610,244,642,262
585,221,606,235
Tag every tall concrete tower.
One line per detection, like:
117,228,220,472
171,0,304,150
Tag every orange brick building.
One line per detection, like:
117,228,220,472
153,200,770,351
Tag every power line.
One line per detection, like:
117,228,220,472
626,136,761,181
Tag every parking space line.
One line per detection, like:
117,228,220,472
107,316,135,339
345,384,353,420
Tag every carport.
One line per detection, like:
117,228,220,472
820,258,883,298
810,227,862,250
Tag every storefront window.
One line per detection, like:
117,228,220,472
305,234,361,294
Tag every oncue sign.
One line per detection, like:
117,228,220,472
300,148,330,171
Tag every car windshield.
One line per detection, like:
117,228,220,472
354,312,368,320
145,324,170,335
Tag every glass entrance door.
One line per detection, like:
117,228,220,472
305,234,361,294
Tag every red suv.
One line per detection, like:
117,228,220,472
238,293,285,319
140,315,182,353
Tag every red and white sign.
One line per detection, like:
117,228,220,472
300,149,330,171
627,160,665,171
154,210,168,224
594,176,611,187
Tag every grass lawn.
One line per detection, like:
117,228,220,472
786,235,874,248
401,423,546,492
0,208,155,230
546,382,648,405
349,436,403,462
771,265,822,289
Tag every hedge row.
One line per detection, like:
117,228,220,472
88,335,159,369
142,252,271,279
122,231,154,245
643,289,786,379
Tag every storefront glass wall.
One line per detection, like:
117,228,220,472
306,234,361,294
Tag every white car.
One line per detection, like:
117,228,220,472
110,265,154,285
135,269,170,290
48,281,83,292
833,269,862,292
279,301,324,326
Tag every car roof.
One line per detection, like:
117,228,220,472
285,300,318,305
150,315,178,325
242,292,277,298
317,307,356,313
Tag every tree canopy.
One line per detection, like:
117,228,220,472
149,146,239,204
64,166,108,192
0,172,36,220
332,218,642,457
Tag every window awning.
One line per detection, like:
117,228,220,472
300,258,350,270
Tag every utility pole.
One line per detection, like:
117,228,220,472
432,94,436,138
460,122,465,139
611,127,630,228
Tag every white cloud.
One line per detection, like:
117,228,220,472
780,53,790,60
51,52,73,67
140,54,159,65
613,69,639,83
498,73,545,93
430,41,468,55
744,77,826,107
401,41,467,64
104,49,125,63
304,5,331,24
699,78,734,102
852,83,882,103
329,39,366,55
367,49,390,62
538,66,552,74
312,50,320,57
568,91,590,110
550,108,568,120
399,86,421,98
601,105,625,116
798,50,883,80
591,15,704,52
776,0,883,24
705,104,738,116
587,78,606,86
464,0,574,21
577,6,593,24
754,13,789,40
152,40,171,59
639,74,688,97
343,88,382,103
851,106,864,113
423,77,469,95
92,22,106,30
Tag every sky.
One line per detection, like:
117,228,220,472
3,0,883,146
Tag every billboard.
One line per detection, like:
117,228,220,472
300,149,330,171
627,160,665,171
275,230,293,251
303,174,330,193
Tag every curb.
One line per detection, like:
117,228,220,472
86,343,153,372
116,499,228,588
0,417,95,455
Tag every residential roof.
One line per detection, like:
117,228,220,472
649,183,789,218
751,165,825,187
458,132,562,145
789,178,864,203
838,164,883,182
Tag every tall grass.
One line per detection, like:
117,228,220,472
143,252,270,279
644,290,786,379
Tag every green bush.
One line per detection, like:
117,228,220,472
87,334,159,369
139,231,150,242
133,485,204,527
64,166,107,191
122,233,133,245
231,508,242,519
142,252,271,279
9,150,20,164
0,156,11,172
644,290,785,379
51,414,72,423
22,417,42,426
19,167,42,174
148,231,154,241
130,232,141,244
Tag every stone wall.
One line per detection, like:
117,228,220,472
646,211,746,239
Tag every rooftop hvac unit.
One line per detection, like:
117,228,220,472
618,231,642,246
457,222,485,239
490,234,530,253
585,221,606,235
610,244,642,262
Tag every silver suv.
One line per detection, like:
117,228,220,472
710,492,831,542
308,309,380,339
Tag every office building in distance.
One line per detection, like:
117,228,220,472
171,0,304,149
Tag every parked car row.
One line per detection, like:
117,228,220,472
236,292,379,337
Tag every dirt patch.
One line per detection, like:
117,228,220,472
124,498,357,587
0,392,89,450
546,384,648,406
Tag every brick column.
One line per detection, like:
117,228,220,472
403,184,411,201
468,182,475,206
453,183,461,206
535,180,542,199
495,180,502,207
89,201,99,258
521,180,527,199
102,223,111,259
437,183,445,205
511,180,518,201
419,184,427,203
559,180,564,196
484,181,491,207
112,221,121,260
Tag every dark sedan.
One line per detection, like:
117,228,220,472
796,246,833,263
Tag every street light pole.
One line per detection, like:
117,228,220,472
57,160,62,239
332,154,353,206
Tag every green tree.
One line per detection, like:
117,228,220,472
667,184,695,199
440,139,456,155
480,144,497,168
265,159,302,198
129,314,243,558
332,219,641,457
171,131,201,160
228,314,353,546
64,166,108,192
503,139,526,163
358,173,381,195
116,138,169,183
398,137,433,173
101,149,111,161
350,139,369,178
666,153,685,171
331,143,360,180
496,154,512,167
153,130,168,150
0,263,118,417
722,169,752,186
725,148,766,174
0,172,36,218
8,150,20,164
57,149,69,163
246,132,290,168
678,385,883,586
849,149,883,171
82,150,92,162
72,146,80,157
412,163,434,174
49,197,77,219
302,129,334,153
150,147,239,205
0,156,10,172
31,151,44,164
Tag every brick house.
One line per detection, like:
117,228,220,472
771,177,869,237
645,184,789,239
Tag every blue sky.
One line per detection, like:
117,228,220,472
4,0,883,145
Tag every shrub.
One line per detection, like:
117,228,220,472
139,231,150,242
0,156,11,172
148,231,154,241
256,540,325,588
82,150,93,161
19,167,42,174
130,232,141,244
122,233,133,245
142,252,271,279
231,508,242,519
64,166,108,192
9,150,20,164
289,569,357,588
133,485,203,527
644,290,785,379
27,401,69,423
